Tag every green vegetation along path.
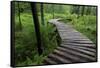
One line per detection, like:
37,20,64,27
43,19,96,65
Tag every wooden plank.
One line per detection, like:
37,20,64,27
57,46,96,61
62,39,93,43
44,57,57,64
53,49,87,62
60,44,95,57
61,43,95,47
48,53,72,63
60,43,96,52
74,46,96,53
62,40,94,44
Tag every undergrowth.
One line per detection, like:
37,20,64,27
15,13,58,66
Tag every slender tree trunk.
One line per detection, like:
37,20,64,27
77,6,80,18
71,6,75,14
89,7,92,15
83,7,86,15
40,3,44,25
90,7,93,15
86,7,91,15
81,6,85,16
30,2,43,55
52,5,54,19
18,2,22,30
84,6,91,15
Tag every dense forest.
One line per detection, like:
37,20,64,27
13,2,97,66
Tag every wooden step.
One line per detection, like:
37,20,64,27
61,44,96,53
44,57,57,65
53,49,87,63
57,46,96,61
62,39,94,44
76,46,96,53
60,44,96,57
61,42,95,48
48,53,72,64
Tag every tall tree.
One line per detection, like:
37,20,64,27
81,6,85,16
85,6,92,15
71,5,74,14
76,6,81,18
18,2,22,30
30,2,43,55
92,7,97,15
90,7,94,15
40,3,44,25
52,5,55,19
71,5,79,14
86,7,92,15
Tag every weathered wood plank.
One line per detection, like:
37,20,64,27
61,42,95,47
57,46,96,61
60,44,96,57
48,53,72,64
44,57,57,65
53,49,87,62
60,44,96,53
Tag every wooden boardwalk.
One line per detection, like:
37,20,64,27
43,19,97,65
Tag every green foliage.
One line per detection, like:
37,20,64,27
40,24,58,55
15,13,58,66
75,15,96,43
15,2,31,14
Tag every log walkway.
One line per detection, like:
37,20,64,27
43,19,97,65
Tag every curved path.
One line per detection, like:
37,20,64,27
43,19,97,65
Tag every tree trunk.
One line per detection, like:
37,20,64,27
90,7,93,15
40,3,44,25
77,6,80,18
86,6,91,15
81,6,85,16
30,2,43,55
18,2,22,30
52,5,54,19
